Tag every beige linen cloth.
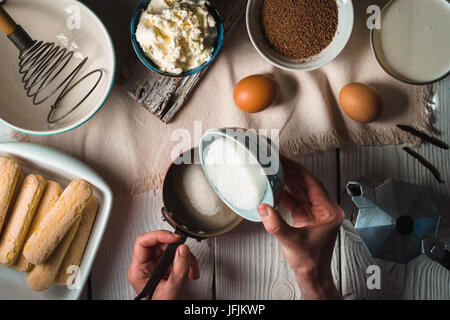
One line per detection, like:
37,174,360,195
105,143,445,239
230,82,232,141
17,0,432,195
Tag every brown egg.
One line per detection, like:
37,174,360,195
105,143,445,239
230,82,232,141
233,74,278,113
339,83,383,123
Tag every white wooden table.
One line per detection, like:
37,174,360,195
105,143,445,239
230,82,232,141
1,78,448,300
1,0,449,300
92,74,450,300
96,78,450,300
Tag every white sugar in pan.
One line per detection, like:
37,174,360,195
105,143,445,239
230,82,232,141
136,148,243,299
162,148,243,239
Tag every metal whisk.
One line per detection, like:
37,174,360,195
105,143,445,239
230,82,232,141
0,6,103,124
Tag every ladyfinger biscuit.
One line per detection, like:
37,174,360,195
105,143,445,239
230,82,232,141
14,181,63,272
56,198,98,286
23,180,93,265
0,174,46,266
28,215,82,291
13,253,33,272
0,157,22,233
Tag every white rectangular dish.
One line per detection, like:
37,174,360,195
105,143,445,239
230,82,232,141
0,142,113,300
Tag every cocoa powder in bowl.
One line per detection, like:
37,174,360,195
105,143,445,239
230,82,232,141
261,0,338,60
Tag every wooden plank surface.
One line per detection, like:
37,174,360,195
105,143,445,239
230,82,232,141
1,84,448,300
90,190,215,300
1,0,448,298
215,151,341,300
338,77,450,299
90,151,340,300
1,70,447,302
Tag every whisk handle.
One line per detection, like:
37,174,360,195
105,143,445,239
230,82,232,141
0,6,17,35
0,6,34,52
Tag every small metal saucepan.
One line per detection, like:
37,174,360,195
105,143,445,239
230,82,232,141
135,148,243,300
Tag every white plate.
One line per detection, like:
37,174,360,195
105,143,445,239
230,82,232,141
0,0,115,135
0,142,113,299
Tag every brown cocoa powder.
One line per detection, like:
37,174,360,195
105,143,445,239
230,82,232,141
261,0,338,59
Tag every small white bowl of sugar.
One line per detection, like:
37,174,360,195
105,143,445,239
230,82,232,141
199,128,284,222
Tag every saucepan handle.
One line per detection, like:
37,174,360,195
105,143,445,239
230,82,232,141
422,238,450,270
134,230,187,300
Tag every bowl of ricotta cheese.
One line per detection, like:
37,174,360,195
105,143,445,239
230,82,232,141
131,0,224,77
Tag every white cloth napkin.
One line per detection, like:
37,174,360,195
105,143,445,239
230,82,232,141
17,0,432,195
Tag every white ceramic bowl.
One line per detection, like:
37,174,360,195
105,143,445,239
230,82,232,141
246,0,354,72
199,128,284,222
0,142,113,299
0,0,115,135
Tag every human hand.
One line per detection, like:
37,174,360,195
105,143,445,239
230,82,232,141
257,156,344,299
127,230,200,300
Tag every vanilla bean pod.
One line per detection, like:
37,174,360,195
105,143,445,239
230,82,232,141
403,147,444,184
397,125,449,150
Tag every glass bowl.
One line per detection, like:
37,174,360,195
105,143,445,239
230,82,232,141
370,0,450,85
